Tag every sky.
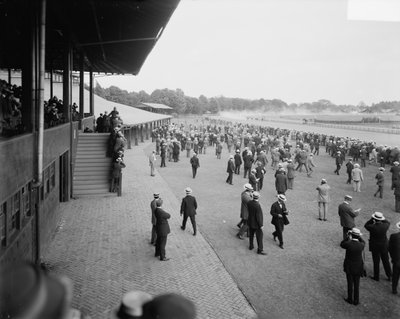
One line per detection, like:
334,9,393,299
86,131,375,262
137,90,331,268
95,0,400,106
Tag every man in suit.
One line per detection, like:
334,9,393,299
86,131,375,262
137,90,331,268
190,153,200,179
234,149,243,175
154,199,171,261
248,192,267,255
374,167,385,198
334,151,343,175
150,192,160,245
270,194,289,249
340,228,366,306
389,221,400,294
351,163,364,192
346,158,354,184
237,183,253,240
390,161,400,190
275,169,288,195
149,150,156,176
226,155,235,185
180,187,198,236
316,178,330,221
286,159,296,190
364,212,392,281
255,161,266,190
338,195,360,240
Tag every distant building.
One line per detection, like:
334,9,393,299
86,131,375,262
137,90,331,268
135,102,173,115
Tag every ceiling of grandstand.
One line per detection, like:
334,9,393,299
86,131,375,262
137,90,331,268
0,0,180,74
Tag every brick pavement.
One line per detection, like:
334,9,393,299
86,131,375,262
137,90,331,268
43,141,257,319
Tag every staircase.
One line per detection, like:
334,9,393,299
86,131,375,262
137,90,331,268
73,133,114,197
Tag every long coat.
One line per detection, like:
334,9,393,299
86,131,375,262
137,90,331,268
155,207,171,236
275,173,288,194
338,202,358,228
240,190,253,220
247,200,263,229
286,163,296,179
150,199,157,225
180,195,197,217
190,156,200,168
389,232,400,266
340,238,365,275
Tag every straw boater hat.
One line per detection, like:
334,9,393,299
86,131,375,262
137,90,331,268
372,212,385,221
185,187,192,195
277,194,286,202
153,192,160,199
344,195,352,201
321,178,327,184
350,228,362,237
396,221,400,229
394,161,399,166
379,167,385,171
111,290,153,319
244,183,253,191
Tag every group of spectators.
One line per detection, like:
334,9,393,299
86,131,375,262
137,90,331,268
103,108,127,193
0,80,23,136
96,107,123,133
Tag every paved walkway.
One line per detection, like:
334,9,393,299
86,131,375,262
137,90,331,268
43,141,257,319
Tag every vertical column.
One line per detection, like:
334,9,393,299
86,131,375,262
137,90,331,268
145,123,149,140
49,69,53,99
89,70,94,116
140,125,144,143
79,56,84,127
134,126,138,146
63,47,71,122
127,127,132,149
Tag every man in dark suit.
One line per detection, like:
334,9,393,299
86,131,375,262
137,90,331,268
340,228,365,306
154,199,171,261
190,153,200,178
226,155,235,185
180,187,198,236
275,170,288,195
389,221,400,294
150,192,160,245
270,194,289,249
234,149,243,175
248,192,267,255
338,195,360,240
364,212,392,281
345,158,354,184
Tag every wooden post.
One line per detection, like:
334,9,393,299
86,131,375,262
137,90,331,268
140,125,144,143
128,127,132,149
134,126,138,146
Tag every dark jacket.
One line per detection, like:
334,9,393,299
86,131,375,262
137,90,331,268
338,202,358,228
190,156,200,168
227,159,235,173
234,153,242,166
247,200,263,229
155,207,170,236
340,237,365,275
275,173,288,193
389,232,400,266
180,195,197,217
150,199,157,225
270,201,287,226
364,218,390,251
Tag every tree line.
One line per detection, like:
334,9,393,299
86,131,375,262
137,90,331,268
87,82,400,115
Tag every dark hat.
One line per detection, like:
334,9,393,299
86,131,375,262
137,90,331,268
0,262,72,319
142,293,196,319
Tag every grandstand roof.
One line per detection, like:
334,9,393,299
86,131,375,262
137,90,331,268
136,102,173,110
0,0,180,74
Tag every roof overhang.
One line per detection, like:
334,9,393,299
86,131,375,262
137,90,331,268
0,0,180,74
